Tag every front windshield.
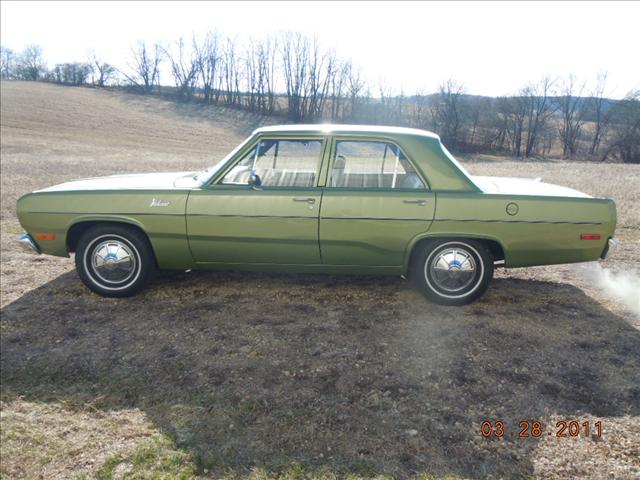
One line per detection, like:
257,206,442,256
194,135,254,183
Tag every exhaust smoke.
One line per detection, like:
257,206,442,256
579,262,640,318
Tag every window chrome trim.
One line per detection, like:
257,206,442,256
326,137,430,190
211,135,327,189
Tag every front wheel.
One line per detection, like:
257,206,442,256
412,239,494,306
75,225,155,297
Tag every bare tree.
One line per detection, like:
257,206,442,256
488,97,509,151
88,51,116,87
477,98,508,152
499,95,527,157
164,36,199,99
244,36,278,114
122,41,163,93
374,82,392,124
280,32,345,120
602,90,640,164
306,40,335,120
556,75,587,158
244,38,258,111
522,77,556,157
244,37,277,112
432,79,466,150
255,36,277,114
328,60,349,121
17,44,46,80
345,62,365,121
395,89,408,126
408,90,432,129
464,98,484,148
194,30,221,104
377,84,407,126
281,32,310,121
221,37,241,106
1,45,16,79
588,72,612,156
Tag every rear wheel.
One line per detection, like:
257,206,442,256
412,239,493,306
75,225,154,297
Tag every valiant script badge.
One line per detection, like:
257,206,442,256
150,198,171,207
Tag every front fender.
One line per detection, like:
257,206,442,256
66,214,193,270
68,214,147,232
17,190,193,269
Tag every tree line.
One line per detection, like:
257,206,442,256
1,33,638,163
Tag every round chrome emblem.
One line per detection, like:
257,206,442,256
506,202,519,216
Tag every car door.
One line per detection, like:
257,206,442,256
319,137,435,267
187,136,327,265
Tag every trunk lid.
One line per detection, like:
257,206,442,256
472,175,591,198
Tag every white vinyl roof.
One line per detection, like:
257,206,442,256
254,124,440,139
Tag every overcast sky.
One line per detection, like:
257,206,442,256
1,1,638,98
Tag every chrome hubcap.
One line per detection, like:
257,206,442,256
91,240,137,284
429,248,476,292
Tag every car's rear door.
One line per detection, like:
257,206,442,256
187,136,327,265
319,137,435,267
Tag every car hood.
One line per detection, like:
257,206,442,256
472,175,591,198
36,172,202,192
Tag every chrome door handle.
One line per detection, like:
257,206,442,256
403,199,426,206
293,197,316,204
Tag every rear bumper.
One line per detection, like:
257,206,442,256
19,233,41,254
601,237,620,260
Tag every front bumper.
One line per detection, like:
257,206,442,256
601,237,620,260
19,233,41,254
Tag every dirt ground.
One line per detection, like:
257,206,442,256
1,82,639,479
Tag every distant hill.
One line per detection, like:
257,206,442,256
0,80,273,165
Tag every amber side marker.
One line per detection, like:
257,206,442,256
34,233,56,240
580,234,601,241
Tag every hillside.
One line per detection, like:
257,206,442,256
0,81,269,218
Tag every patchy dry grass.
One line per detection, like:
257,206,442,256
1,82,639,479
532,414,640,479
0,399,192,479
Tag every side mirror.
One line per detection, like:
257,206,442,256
248,171,262,189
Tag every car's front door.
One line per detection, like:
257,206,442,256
319,137,436,267
187,137,326,265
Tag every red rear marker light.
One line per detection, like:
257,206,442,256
580,234,601,241
34,233,56,240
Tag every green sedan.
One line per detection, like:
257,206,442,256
17,125,618,305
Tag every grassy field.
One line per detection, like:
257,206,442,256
1,81,639,479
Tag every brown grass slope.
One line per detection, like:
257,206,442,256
1,81,639,479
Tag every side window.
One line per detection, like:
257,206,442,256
330,140,426,189
220,139,322,187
